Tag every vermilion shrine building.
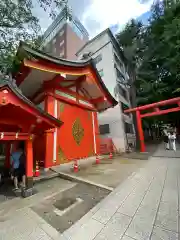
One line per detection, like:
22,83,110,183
0,42,117,190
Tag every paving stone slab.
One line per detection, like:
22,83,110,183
92,168,154,225
117,175,153,217
125,169,167,240
151,226,178,240
94,212,132,240
155,201,178,233
67,218,104,240
154,166,178,233
121,236,135,240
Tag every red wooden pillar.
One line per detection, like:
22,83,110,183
93,112,100,155
25,139,33,189
136,110,145,152
5,142,11,168
44,95,55,169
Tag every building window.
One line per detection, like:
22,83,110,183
99,124,110,135
98,69,104,77
52,38,56,44
45,44,50,53
60,40,64,46
121,102,129,113
114,53,123,69
124,122,133,134
60,50,64,57
52,47,56,55
116,67,125,82
93,54,102,65
59,30,64,37
119,86,127,100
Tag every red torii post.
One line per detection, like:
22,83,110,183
124,97,180,152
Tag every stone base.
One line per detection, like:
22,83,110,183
21,176,34,198
21,188,33,198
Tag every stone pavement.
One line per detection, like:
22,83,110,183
0,145,180,239
53,157,146,189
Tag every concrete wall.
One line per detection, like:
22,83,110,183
98,104,127,152
77,33,117,98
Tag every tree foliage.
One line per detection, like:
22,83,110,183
116,0,180,127
0,0,66,72
138,0,180,104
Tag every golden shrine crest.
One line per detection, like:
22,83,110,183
72,118,84,145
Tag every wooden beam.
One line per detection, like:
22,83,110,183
0,132,30,141
81,88,92,100
56,86,90,103
30,88,44,102
75,76,86,103
16,65,31,86
141,107,180,118
65,82,77,88
33,93,46,105
64,75,86,89
50,93,96,111
91,96,105,104
31,84,92,105
76,84,79,103
43,75,65,89
31,75,64,102
61,80,75,83
124,97,180,113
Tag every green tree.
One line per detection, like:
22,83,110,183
141,0,180,126
139,0,180,100
118,0,180,138
0,0,66,72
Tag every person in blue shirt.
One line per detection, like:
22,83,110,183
11,142,26,190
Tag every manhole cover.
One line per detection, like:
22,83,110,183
54,198,76,211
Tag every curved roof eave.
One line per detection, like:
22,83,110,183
89,61,118,108
0,79,63,127
14,42,118,108
18,41,92,68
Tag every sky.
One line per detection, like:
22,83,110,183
33,0,154,38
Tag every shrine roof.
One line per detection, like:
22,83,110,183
14,41,101,68
0,79,62,131
12,42,118,112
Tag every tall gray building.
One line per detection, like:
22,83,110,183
40,6,89,60
76,29,135,152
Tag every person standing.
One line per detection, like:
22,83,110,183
163,129,169,150
10,142,26,190
170,132,176,151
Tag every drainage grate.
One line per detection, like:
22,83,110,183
54,197,76,211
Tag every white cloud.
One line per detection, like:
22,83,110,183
82,0,153,37
33,0,153,38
